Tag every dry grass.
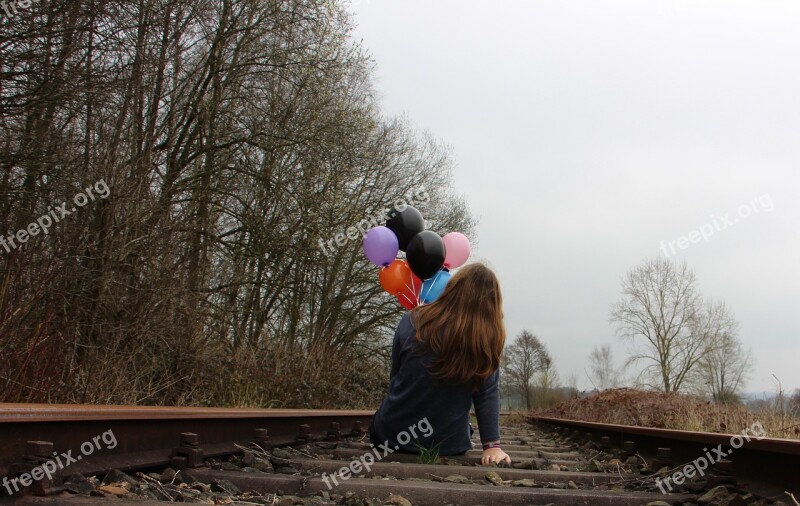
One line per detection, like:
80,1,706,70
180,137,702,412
210,343,388,409
0,305,388,409
536,388,800,440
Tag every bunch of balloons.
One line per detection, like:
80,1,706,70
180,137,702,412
362,205,470,309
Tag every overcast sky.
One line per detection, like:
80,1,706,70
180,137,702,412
349,0,800,394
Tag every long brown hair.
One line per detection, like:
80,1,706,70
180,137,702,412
412,263,505,389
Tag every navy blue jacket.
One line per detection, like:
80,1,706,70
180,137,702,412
369,312,500,455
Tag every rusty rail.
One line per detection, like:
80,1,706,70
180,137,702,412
530,415,800,498
2,405,798,504
0,404,373,481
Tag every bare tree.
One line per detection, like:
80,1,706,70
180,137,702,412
610,257,709,392
695,301,752,403
503,331,551,410
0,0,475,407
565,372,579,399
789,389,800,418
587,344,619,390
532,361,561,408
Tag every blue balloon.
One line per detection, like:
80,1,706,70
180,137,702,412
420,270,451,304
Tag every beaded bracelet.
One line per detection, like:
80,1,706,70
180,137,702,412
482,442,502,450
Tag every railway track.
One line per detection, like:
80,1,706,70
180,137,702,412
530,416,800,502
1,405,796,505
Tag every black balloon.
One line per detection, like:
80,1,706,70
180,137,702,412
386,205,425,251
406,230,446,280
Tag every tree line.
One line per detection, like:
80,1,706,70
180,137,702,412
503,256,753,408
0,0,472,406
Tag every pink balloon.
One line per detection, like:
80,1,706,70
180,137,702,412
442,232,470,268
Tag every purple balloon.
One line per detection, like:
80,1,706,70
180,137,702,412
362,226,399,266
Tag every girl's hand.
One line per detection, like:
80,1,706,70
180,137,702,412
481,447,511,465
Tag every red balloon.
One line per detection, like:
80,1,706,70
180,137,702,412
395,271,422,309
396,290,418,309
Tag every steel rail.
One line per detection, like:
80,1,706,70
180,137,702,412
0,408,714,505
4,406,798,503
0,404,373,480
529,415,800,497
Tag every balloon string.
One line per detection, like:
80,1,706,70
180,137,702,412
404,271,420,303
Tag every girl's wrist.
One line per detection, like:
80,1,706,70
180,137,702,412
482,441,502,451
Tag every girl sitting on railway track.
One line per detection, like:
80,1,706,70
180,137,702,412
369,263,511,465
